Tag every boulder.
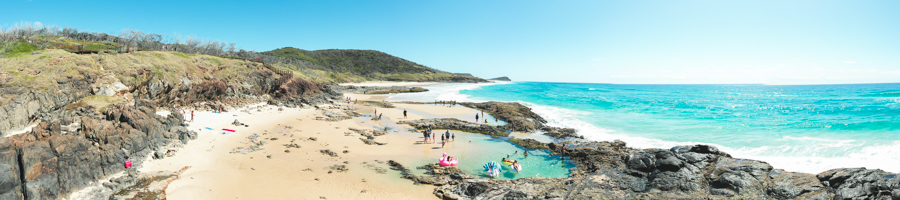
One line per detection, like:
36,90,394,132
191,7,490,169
817,168,899,199
0,140,23,199
49,135,103,194
20,141,61,200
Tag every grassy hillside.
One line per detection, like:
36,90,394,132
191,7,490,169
0,49,270,105
263,47,484,83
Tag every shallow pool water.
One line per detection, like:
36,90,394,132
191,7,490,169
407,132,574,180
354,113,574,180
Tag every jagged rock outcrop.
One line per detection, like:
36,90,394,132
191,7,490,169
0,88,91,137
817,168,900,199
427,139,888,199
459,101,547,132
541,127,582,139
399,118,509,136
0,102,196,199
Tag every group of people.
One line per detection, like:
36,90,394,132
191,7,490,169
435,100,458,107
422,125,456,148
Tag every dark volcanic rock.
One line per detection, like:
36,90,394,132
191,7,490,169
459,101,547,132
0,103,198,200
20,141,61,199
817,168,899,200
399,118,508,136
541,126,582,139
508,138,548,150
0,140,24,199
49,134,103,195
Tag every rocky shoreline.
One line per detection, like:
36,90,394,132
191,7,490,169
340,85,429,94
400,101,900,200
0,100,198,199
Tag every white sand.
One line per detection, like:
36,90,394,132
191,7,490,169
141,103,437,199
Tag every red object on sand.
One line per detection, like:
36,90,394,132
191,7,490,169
222,129,236,132
125,160,132,168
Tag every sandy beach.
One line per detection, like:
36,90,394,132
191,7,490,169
140,91,488,200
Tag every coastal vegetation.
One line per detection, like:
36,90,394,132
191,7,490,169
0,23,485,83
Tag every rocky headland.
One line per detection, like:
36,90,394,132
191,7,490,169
487,76,511,81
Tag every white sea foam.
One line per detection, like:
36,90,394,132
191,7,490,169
521,102,900,174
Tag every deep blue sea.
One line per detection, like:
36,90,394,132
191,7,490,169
386,82,900,173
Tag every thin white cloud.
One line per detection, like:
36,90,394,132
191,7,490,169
844,61,856,64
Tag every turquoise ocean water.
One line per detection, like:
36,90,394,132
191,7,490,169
386,82,900,173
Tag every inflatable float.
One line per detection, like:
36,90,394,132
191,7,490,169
483,161,502,177
439,153,459,167
512,163,523,172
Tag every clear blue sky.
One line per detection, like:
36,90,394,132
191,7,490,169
3,0,899,84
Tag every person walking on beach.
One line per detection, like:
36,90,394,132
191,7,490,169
378,113,383,120
451,132,455,141
190,111,195,122
374,108,377,116
445,130,451,140
403,109,408,119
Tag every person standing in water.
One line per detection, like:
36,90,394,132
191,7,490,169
475,113,479,122
560,144,566,160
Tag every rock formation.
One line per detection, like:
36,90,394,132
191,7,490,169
0,100,195,199
487,76,512,81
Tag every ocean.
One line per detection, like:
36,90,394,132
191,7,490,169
385,82,900,174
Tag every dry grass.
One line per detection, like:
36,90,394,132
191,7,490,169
0,49,267,91
79,95,124,111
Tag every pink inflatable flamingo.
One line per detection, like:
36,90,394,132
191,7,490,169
439,152,459,166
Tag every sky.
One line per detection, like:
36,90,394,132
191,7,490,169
2,0,899,84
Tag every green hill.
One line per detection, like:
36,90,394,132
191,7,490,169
263,47,484,83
